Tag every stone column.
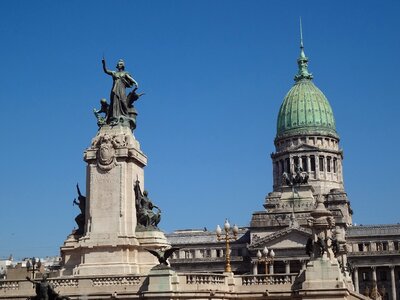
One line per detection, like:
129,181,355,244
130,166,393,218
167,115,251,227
269,263,274,275
390,266,397,300
211,249,217,258
195,249,201,258
315,153,320,180
354,267,359,293
252,261,258,275
338,158,343,183
307,156,311,173
371,242,377,252
301,260,307,271
285,261,290,274
290,155,294,173
372,266,377,282
389,241,395,251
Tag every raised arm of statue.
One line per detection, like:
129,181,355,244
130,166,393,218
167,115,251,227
76,183,82,198
102,59,113,75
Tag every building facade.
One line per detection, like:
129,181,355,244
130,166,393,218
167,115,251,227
168,41,400,300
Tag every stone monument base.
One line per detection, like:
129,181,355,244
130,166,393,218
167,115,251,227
136,229,171,274
146,266,179,292
136,229,170,247
302,257,345,290
61,230,171,276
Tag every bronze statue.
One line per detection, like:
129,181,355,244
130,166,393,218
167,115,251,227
72,183,86,236
145,247,180,266
26,275,70,300
282,164,309,187
93,98,109,126
134,180,161,229
100,58,144,129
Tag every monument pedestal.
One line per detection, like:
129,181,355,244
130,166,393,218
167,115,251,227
302,258,345,290
147,266,179,292
61,125,169,276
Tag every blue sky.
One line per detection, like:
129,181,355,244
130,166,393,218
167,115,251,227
0,0,399,259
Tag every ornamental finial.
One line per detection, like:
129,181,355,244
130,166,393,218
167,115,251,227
294,18,313,82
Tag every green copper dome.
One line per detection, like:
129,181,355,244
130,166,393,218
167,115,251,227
276,43,338,139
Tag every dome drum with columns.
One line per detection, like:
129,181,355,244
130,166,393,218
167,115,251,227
271,40,345,197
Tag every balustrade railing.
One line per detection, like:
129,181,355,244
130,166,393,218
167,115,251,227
0,280,19,290
91,276,142,286
241,274,296,286
185,273,226,285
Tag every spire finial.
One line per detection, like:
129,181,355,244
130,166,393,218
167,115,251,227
300,17,304,49
294,17,313,82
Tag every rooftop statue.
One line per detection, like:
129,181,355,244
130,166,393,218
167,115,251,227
282,164,309,187
94,58,144,130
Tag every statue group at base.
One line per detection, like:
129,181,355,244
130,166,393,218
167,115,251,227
134,179,161,229
26,275,70,300
72,184,86,236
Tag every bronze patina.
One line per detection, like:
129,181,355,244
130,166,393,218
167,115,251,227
94,58,144,130
134,180,161,229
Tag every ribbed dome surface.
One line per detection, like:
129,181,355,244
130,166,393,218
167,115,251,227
276,78,337,139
